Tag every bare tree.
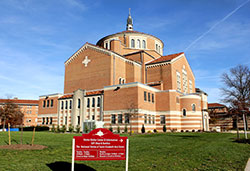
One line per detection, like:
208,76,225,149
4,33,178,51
126,102,138,136
0,99,24,130
221,64,250,139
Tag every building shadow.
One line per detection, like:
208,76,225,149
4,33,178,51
46,161,96,171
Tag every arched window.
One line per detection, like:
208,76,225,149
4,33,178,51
183,109,186,116
142,40,146,49
137,39,141,48
119,78,122,84
192,104,196,112
122,79,125,84
131,39,135,48
158,46,161,53
156,44,158,51
78,99,81,109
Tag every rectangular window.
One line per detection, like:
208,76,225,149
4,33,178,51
92,115,95,120
111,114,116,124
51,99,53,107
118,114,122,124
160,115,166,124
50,117,52,124
92,98,95,107
144,114,147,124
148,115,151,124
152,94,154,103
148,93,151,102
87,98,90,108
77,116,80,125
65,101,68,109
144,91,147,101
47,100,50,107
152,116,155,124
78,99,81,109
176,71,181,91
97,97,100,107
61,101,64,110
125,114,129,124
42,117,45,124
43,100,46,108
65,116,67,125
70,100,72,109
183,69,188,94
46,117,49,124
189,80,193,93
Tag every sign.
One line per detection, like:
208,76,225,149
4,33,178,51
71,128,129,171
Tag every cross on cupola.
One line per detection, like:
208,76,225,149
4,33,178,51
126,8,133,31
82,56,91,67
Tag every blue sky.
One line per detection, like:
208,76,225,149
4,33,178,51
0,0,250,103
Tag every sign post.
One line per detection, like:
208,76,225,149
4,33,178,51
71,128,128,171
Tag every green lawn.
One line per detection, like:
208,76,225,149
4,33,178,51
0,131,249,171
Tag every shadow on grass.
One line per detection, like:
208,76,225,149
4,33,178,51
233,139,250,144
46,161,96,171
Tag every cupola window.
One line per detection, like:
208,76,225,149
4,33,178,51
131,39,135,48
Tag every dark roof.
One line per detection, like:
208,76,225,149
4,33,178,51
146,52,184,65
208,103,227,108
0,99,38,105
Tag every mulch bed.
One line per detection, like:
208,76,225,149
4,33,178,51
0,144,47,150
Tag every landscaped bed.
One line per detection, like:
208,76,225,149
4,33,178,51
0,131,249,170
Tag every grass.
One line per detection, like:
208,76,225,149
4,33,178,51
0,131,249,171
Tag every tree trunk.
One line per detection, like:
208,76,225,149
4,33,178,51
236,115,239,140
129,123,132,136
3,118,6,132
20,124,23,145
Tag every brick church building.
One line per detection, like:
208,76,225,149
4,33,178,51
38,12,209,132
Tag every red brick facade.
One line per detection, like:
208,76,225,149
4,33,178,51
38,14,209,132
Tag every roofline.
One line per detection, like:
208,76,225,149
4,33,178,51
64,42,142,67
96,31,164,47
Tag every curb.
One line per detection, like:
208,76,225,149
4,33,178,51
245,158,250,171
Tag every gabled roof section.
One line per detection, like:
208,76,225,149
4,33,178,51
146,52,184,65
64,42,141,67
59,94,73,100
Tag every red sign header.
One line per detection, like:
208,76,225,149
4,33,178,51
73,128,128,161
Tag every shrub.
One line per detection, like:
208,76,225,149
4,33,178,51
92,124,96,131
163,125,167,132
153,129,157,133
192,130,195,132
147,130,151,133
76,125,81,133
69,125,74,133
171,129,177,132
181,130,184,132
124,124,128,133
51,124,55,132
84,124,89,133
117,125,120,133
109,125,113,132
141,124,145,133
56,125,60,133
61,125,66,133
185,130,189,132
